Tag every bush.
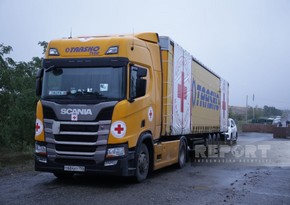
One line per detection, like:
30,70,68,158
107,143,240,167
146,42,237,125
0,44,40,151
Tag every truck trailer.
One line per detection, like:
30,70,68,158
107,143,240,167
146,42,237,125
35,32,229,182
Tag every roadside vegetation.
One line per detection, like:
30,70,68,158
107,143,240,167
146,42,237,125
229,105,286,132
0,42,47,168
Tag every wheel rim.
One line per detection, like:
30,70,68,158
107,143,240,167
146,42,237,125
138,150,148,175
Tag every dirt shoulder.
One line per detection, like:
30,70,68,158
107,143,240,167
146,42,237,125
0,150,34,177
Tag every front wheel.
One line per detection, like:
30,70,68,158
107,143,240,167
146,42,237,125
177,138,187,168
135,143,149,182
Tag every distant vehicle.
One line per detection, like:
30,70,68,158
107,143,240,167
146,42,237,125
272,117,282,126
267,118,274,124
224,118,238,145
255,117,274,125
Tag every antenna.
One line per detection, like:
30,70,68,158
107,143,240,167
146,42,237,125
131,28,134,51
69,28,72,39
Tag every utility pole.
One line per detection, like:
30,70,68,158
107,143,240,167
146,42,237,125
252,94,255,121
246,95,248,123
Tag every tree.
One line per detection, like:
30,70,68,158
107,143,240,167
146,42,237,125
38,41,48,55
263,105,282,117
0,43,41,151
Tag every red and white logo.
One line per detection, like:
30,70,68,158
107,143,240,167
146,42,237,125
35,119,43,136
148,107,154,122
111,121,126,138
71,114,78,121
172,43,191,135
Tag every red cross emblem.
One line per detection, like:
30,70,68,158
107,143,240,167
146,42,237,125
177,72,187,113
148,107,153,122
111,121,126,138
114,124,124,134
35,119,43,136
36,123,41,132
71,114,78,121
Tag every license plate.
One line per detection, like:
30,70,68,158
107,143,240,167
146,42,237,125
64,165,85,172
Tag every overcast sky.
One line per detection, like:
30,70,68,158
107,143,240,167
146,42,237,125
1,0,290,109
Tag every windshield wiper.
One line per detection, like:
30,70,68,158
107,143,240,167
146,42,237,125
45,66,63,76
45,65,55,72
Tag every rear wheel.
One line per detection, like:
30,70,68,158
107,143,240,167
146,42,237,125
135,143,149,182
216,133,221,157
205,134,212,157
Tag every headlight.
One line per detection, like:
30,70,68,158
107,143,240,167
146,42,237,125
49,48,59,56
35,143,47,155
105,46,118,55
106,147,125,158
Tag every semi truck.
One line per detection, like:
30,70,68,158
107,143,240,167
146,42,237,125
35,32,229,182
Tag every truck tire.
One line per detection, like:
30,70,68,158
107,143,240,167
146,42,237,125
205,134,212,157
135,143,149,182
216,133,221,157
177,138,187,168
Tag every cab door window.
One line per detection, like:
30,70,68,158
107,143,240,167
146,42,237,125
129,65,147,100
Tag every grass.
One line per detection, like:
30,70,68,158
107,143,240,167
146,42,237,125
0,147,34,176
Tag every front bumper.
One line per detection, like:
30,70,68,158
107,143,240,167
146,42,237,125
35,150,136,176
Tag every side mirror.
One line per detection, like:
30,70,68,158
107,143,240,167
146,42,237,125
36,69,43,96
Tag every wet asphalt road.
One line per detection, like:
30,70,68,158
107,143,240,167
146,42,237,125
1,132,290,205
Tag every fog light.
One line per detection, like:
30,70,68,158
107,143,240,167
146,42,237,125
36,156,47,163
104,160,118,166
106,147,125,158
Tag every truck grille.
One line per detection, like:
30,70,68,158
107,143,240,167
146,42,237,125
60,124,99,133
40,101,117,165
55,134,98,143
44,119,110,164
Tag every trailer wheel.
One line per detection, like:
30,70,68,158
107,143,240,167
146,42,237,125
135,143,149,182
212,134,218,155
205,134,212,157
216,133,221,157
177,138,187,168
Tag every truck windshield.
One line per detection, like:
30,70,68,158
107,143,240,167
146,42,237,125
42,67,126,102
